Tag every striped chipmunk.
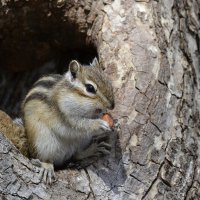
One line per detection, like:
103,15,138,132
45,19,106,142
22,58,115,184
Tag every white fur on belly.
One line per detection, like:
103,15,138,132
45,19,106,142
35,122,91,166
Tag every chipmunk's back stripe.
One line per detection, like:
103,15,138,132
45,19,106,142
24,92,49,104
49,74,62,80
33,80,56,89
33,74,62,89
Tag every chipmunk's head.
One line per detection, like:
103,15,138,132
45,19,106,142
56,58,115,118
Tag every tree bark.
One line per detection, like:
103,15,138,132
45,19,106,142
0,0,200,199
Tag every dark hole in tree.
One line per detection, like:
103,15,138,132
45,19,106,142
0,2,98,117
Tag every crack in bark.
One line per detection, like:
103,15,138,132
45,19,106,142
130,160,146,167
160,176,172,188
158,79,182,99
129,174,146,185
13,156,34,172
135,86,151,100
141,161,165,200
149,121,162,133
170,92,182,100
149,159,161,165
183,160,196,200
158,79,168,87
164,157,183,174
84,169,95,200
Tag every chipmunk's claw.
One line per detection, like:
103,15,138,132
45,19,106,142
31,159,56,185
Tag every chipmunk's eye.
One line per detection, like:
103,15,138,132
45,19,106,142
85,84,96,94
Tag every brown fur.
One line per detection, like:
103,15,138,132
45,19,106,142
0,111,29,156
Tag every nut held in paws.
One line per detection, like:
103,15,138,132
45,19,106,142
101,113,114,128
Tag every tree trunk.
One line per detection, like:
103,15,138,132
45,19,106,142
0,0,200,199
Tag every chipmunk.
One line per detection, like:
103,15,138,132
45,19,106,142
22,58,115,184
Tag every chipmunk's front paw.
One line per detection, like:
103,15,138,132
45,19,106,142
70,140,111,169
93,141,111,157
94,119,111,132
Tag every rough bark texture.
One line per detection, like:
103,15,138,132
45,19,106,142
0,0,200,199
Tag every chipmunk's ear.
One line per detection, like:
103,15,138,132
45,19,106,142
69,60,80,79
90,57,100,69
